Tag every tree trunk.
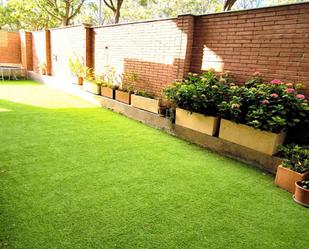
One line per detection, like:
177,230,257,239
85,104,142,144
61,18,69,26
114,9,120,23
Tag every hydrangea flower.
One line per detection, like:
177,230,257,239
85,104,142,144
285,88,295,93
270,93,278,98
271,79,282,85
286,83,293,88
296,94,305,100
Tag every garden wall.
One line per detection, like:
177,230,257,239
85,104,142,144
49,25,90,77
0,31,21,65
93,16,193,96
191,3,309,95
26,2,309,96
32,31,48,74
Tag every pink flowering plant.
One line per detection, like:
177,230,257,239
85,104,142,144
219,74,309,133
164,71,231,116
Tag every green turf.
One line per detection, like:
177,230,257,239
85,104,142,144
0,80,308,249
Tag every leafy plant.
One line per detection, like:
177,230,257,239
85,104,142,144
119,71,139,93
84,67,94,82
279,144,309,173
133,90,153,98
164,71,230,116
245,71,263,87
68,56,84,77
218,75,309,133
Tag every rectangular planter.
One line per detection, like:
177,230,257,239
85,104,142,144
101,86,114,99
219,119,286,155
275,165,308,193
175,108,219,136
83,81,100,95
131,94,160,114
115,90,131,104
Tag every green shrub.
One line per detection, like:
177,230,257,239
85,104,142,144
219,75,309,133
279,144,309,173
164,71,231,116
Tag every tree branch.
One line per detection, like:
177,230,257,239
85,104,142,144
103,0,116,12
68,0,86,21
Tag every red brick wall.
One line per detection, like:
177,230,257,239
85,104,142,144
20,31,33,70
191,3,309,95
0,31,21,64
93,17,192,97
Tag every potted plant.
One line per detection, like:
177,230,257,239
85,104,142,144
101,82,116,99
68,56,84,85
275,144,309,193
115,72,138,104
131,90,161,114
83,68,101,95
294,179,309,207
39,62,47,75
115,86,133,104
164,70,230,136
218,74,309,155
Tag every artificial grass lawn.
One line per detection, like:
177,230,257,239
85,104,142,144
0,80,308,249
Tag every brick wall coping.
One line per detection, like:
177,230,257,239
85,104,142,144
48,24,85,31
27,1,308,32
0,30,19,34
91,17,177,29
192,1,308,18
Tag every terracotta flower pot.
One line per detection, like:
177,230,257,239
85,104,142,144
101,86,114,99
115,90,131,104
78,77,83,85
294,181,309,207
275,165,308,193
219,119,286,155
175,108,219,136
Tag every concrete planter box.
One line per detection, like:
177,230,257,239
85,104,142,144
131,94,160,114
83,81,100,95
101,86,114,99
115,90,131,104
175,108,219,136
219,119,286,155
275,165,308,193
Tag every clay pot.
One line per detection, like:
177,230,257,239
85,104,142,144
78,77,83,85
275,165,308,193
294,181,309,207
